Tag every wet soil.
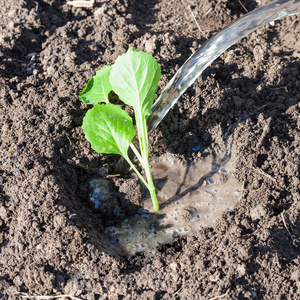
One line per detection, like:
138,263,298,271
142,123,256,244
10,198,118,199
0,0,299,299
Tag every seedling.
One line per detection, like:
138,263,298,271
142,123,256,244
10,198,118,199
80,48,161,211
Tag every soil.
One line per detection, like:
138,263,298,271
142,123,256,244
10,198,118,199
0,0,299,299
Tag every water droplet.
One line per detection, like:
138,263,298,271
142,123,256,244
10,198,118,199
89,179,110,210
109,145,112,150
207,178,214,185
174,217,178,222
113,206,121,216
220,168,228,174
235,189,242,196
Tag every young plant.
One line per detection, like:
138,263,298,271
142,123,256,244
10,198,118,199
80,48,161,211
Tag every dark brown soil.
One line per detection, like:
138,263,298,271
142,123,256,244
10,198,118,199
0,0,299,299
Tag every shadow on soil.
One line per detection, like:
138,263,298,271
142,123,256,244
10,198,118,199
0,170,9,251
0,171,10,291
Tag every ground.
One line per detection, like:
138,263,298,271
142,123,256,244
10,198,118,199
0,0,299,299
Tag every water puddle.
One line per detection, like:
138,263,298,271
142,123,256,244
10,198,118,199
89,178,110,210
104,150,242,256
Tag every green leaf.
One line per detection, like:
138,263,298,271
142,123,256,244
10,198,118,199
82,103,135,156
79,65,112,104
109,48,161,119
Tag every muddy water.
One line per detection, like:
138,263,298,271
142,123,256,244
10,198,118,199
105,151,242,256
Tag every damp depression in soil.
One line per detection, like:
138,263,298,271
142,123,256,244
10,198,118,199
104,150,242,256
0,0,300,299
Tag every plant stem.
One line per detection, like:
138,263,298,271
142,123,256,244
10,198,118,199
123,155,150,190
125,145,159,211
139,115,159,211
130,143,146,169
144,163,159,211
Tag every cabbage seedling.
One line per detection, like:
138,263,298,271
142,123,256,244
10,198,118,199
80,48,161,211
